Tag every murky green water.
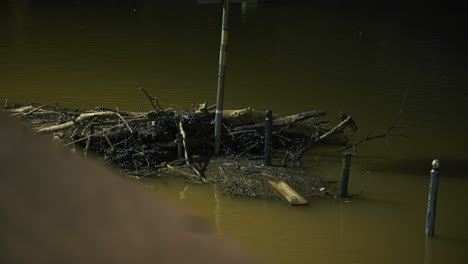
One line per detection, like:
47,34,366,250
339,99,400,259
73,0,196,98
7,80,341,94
2,1,468,263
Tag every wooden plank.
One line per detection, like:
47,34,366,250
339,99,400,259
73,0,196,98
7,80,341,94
268,180,308,205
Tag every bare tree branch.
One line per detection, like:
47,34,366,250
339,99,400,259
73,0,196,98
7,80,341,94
140,86,163,112
338,90,434,152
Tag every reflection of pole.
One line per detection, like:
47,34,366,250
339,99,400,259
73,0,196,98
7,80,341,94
213,185,221,233
339,153,352,198
426,159,440,237
241,1,247,22
424,238,432,264
214,0,230,155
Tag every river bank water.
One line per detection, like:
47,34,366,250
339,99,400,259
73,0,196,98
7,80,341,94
1,1,468,263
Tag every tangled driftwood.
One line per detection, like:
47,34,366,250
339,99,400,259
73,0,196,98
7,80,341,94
4,91,358,202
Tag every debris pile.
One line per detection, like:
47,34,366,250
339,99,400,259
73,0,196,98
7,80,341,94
4,92,357,201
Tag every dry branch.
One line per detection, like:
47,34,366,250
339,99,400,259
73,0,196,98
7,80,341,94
37,121,75,133
167,164,198,179
319,116,351,140
178,121,190,161
339,89,432,152
338,119,432,152
233,110,326,131
37,111,132,133
178,120,203,179
140,87,163,112
18,104,49,116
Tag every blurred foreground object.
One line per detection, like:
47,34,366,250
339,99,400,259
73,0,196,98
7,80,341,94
0,112,259,264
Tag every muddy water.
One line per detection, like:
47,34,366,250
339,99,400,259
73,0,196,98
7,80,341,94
1,1,468,263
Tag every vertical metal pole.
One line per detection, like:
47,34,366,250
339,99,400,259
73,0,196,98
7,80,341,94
214,0,230,155
426,159,440,237
264,110,272,166
339,152,352,198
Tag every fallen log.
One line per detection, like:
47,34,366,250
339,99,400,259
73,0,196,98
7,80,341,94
37,120,76,133
268,179,308,205
36,111,131,133
17,104,49,117
222,107,278,124
281,123,319,137
232,110,326,131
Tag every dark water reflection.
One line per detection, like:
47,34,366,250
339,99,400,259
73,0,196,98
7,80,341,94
1,1,468,263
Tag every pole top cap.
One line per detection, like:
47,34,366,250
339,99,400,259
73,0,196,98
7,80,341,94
432,159,440,169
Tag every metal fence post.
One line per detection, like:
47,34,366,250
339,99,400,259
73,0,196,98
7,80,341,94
214,0,230,155
426,159,440,237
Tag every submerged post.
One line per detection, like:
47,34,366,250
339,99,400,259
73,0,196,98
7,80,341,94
426,159,440,237
339,152,352,198
214,0,230,155
264,110,272,166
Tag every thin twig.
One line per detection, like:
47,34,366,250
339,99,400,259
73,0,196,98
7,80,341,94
338,133,409,152
178,120,203,179
115,112,133,134
393,118,435,129
319,116,351,141
281,116,351,164
338,119,433,152
62,111,157,146
167,164,198,178
140,87,162,112
63,122,126,146
19,104,49,116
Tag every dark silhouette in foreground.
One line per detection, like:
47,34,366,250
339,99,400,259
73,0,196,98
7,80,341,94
0,113,259,264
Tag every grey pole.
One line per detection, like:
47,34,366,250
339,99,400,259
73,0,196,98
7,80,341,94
214,0,230,155
264,110,272,166
426,159,440,237
339,152,352,198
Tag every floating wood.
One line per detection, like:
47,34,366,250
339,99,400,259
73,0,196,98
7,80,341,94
223,107,278,124
6,101,355,176
268,179,308,205
36,111,131,133
5,100,354,200
233,110,326,131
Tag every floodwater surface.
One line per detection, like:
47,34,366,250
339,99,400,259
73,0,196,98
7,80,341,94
1,1,468,263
